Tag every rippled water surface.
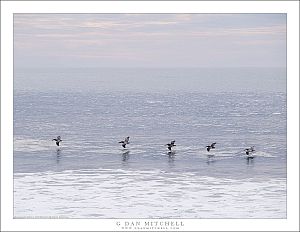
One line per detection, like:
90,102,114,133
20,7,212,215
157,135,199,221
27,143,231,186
14,68,286,218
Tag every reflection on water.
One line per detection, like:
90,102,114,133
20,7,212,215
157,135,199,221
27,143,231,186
55,148,61,164
206,157,216,165
246,156,255,165
122,150,130,162
167,152,176,166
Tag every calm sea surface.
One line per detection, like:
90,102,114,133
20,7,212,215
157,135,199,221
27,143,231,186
14,68,286,218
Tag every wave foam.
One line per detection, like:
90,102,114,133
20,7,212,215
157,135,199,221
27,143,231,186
14,168,286,218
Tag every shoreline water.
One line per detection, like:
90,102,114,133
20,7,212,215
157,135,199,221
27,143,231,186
13,68,287,218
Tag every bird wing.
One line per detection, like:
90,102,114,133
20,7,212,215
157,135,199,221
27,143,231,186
125,137,130,143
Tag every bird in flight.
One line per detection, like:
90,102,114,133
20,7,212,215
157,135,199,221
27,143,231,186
166,140,176,151
119,136,130,148
52,136,62,146
244,146,255,155
206,142,216,152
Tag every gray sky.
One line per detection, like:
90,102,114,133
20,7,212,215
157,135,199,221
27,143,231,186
14,14,286,68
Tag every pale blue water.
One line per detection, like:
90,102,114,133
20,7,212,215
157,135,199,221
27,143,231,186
14,68,287,218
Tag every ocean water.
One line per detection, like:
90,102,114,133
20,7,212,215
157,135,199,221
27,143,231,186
14,68,287,218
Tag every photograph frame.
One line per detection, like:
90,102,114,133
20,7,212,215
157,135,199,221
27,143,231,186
1,1,299,231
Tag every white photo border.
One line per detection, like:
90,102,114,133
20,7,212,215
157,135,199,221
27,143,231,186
1,1,299,231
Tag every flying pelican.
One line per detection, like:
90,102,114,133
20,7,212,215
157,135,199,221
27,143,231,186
119,136,130,148
206,142,216,152
166,140,176,151
244,146,255,155
52,136,62,146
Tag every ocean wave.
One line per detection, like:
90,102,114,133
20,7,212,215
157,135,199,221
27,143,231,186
14,168,286,218
253,151,276,158
14,138,53,152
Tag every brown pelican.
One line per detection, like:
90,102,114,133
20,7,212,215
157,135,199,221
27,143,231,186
52,136,62,146
244,146,255,155
119,136,130,148
166,140,176,151
206,142,216,152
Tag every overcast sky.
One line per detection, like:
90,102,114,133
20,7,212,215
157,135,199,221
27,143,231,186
14,14,286,68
